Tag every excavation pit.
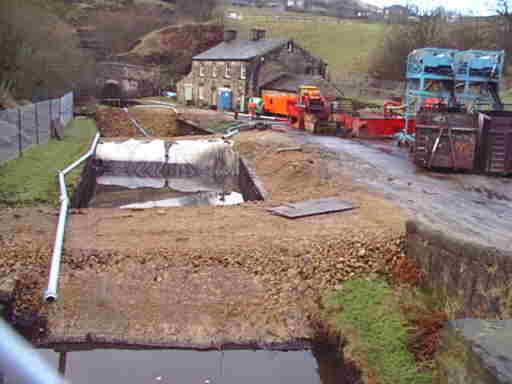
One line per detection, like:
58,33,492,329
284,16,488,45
72,138,266,209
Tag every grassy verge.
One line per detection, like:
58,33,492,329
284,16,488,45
0,119,97,206
325,279,433,384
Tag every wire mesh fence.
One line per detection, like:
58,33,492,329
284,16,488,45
0,92,74,164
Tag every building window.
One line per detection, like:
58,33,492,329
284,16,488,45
199,86,205,101
199,63,205,77
225,62,232,78
212,63,218,78
240,63,246,80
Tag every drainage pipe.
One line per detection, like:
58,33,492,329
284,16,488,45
123,107,151,137
0,319,65,384
224,111,289,121
133,104,179,115
44,133,100,303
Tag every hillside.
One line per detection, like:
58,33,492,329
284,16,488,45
225,6,388,78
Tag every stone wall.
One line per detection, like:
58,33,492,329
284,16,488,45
250,42,327,96
96,62,160,99
239,157,266,201
406,219,512,318
177,39,327,110
177,61,249,110
437,319,512,384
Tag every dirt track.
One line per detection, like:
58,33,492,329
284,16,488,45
0,130,407,347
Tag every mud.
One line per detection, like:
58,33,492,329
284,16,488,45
291,132,512,250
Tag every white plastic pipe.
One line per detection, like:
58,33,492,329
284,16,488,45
122,108,151,137
44,133,100,303
0,319,66,384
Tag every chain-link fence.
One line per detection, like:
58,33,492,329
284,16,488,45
0,92,74,164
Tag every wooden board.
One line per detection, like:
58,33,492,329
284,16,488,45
269,198,356,219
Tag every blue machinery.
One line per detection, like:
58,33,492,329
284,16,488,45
404,48,505,129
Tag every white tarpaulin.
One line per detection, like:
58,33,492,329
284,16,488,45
96,139,166,163
96,176,166,189
168,139,239,176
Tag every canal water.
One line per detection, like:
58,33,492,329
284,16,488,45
3,349,326,384
91,172,244,209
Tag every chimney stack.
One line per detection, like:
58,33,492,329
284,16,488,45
224,29,237,43
250,28,266,41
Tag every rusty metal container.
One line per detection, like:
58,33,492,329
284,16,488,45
414,112,478,170
477,111,512,175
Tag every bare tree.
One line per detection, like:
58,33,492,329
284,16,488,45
0,0,96,101
176,0,219,21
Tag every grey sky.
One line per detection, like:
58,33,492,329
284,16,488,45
365,0,497,15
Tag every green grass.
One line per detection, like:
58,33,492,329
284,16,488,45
325,279,433,384
501,88,512,105
226,6,387,77
0,119,97,206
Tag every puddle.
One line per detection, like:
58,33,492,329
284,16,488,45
90,171,243,209
120,191,245,209
73,139,265,208
2,349,344,384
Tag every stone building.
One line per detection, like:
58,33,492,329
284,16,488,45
383,4,409,24
177,29,328,111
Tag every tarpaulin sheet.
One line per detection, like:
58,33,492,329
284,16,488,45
0,108,19,126
61,92,74,125
0,120,20,163
20,104,36,151
0,92,73,164
96,175,166,189
167,139,239,177
51,99,61,121
37,101,51,145
96,139,167,163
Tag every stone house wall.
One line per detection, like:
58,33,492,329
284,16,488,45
251,42,327,94
177,40,327,110
177,60,249,110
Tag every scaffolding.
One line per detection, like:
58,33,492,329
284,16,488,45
405,48,505,129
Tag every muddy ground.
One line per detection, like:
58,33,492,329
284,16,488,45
0,130,406,347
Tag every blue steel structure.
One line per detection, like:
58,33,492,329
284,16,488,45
454,50,505,110
404,48,505,129
405,48,458,119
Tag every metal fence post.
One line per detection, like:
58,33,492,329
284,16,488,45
35,102,40,145
49,99,53,139
17,108,22,157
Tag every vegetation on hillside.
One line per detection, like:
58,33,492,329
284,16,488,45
226,7,387,77
0,0,96,103
370,10,511,80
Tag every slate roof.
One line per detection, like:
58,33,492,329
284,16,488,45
193,39,289,61
260,73,343,99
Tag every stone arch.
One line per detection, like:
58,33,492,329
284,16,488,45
102,80,123,99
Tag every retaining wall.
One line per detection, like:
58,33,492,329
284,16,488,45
239,157,266,201
407,218,512,383
406,219,512,318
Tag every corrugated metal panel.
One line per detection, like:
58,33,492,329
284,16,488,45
414,112,478,170
478,111,512,175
